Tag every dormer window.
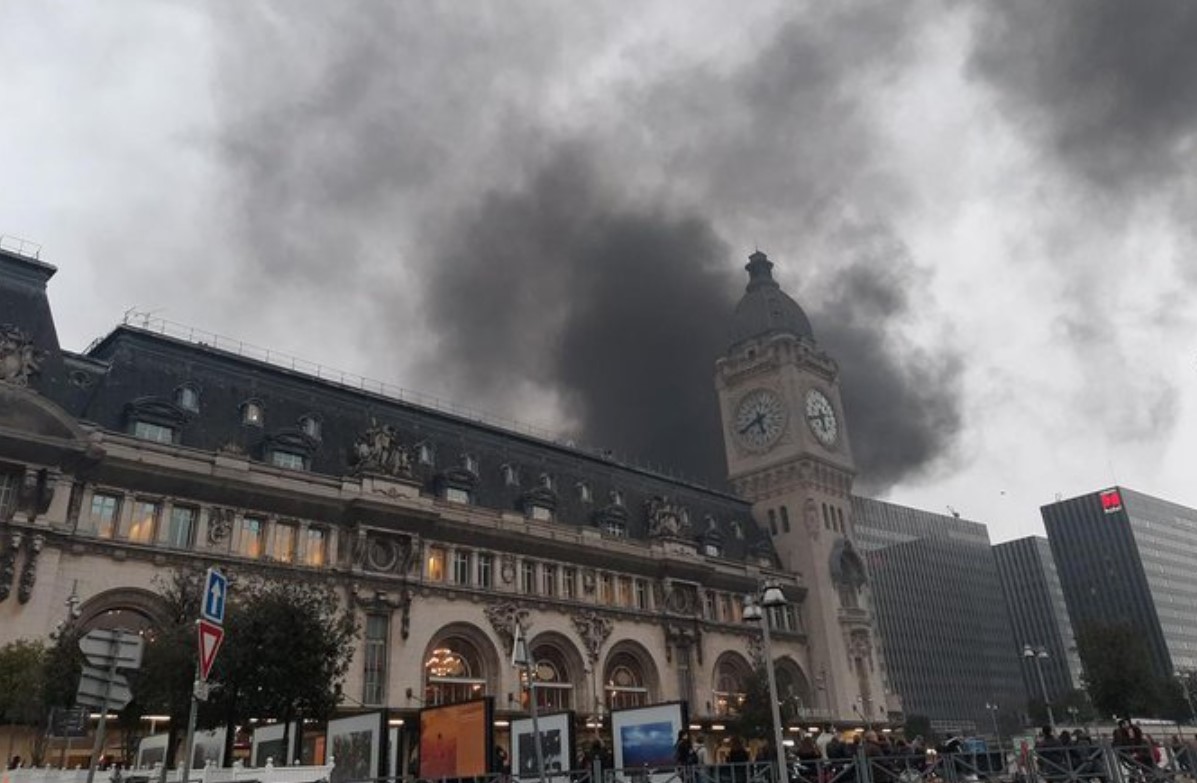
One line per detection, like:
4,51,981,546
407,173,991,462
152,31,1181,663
529,504,554,522
610,489,624,507
539,473,554,491
133,421,175,444
300,415,322,440
176,385,200,413
270,450,306,471
241,400,264,427
445,487,471,505
603,519,627,538
578,481,592,503
462,454,479,475
730,520,745,540
501,463,519,487
417,442,434,466
703,542,723,558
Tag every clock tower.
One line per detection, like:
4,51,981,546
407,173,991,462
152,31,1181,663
716,250,890,725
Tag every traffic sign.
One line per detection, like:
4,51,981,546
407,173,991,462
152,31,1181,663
76,666,132,711
49,706,89,738
201,568,228,625
79,629,144,669
197,619,224,681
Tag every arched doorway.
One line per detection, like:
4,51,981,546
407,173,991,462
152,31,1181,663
710,652,753,718
423,624,500,705
526,632,586,712
602,641,659,711
774,658,814,723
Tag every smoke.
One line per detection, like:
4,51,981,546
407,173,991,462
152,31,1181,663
210,0,965,489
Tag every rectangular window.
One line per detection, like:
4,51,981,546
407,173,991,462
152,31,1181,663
270,451,305,470
522,560,536,594
238,516,264,558
427,547,446,582
126,500,159,543
454,551,471,585
563,568,576,600
445,487,471,504
542,564,557,596
720,594,734,623
604,520,626,538
165,506,196,549
273,522,297,563
88,493,120,538
0,471,17,520
362,614,389,706
133,421,174,444
704,590,716,619
477,553,493,588
617,577,633,607
529,505,553,521
600,574,614,605
635,580,648,610
304,527,327,567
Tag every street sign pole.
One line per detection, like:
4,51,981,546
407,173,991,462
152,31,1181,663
84,634,120,783
179,660,201,783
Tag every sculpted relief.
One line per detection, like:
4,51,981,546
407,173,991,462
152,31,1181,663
0,325,43,387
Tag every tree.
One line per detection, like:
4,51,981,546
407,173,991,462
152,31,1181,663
0,639,49,764
1026,689,1097,727
1076,623,1172,719
208,576,358,762
731,667,773,741
903,714,934,744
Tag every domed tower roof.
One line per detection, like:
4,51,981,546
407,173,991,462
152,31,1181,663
728,250,814,350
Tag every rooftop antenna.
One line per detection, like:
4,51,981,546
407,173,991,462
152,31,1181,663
946,505,960,519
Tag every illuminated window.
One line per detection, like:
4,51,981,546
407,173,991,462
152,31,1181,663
125,501,159,543
713,661,748,717
166,506,196,549
425,639,486,706
238,516,264,558
703,542,722,557
562,568,576,599
462,454,478,474
272,522,297,563
454,551,471,585
427,547,446,582
304,527,327,567
241,400,264,427
133,421,174,444
362,614,389,706
600,574,614,605
604,653,647,710
88,493,120,538
270,450,305,471
542,564,557,596
529,647,573,711
522,560,536,593
610,489,624,507
476,553,493,588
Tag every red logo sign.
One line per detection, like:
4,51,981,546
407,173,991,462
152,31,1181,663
1100,489,1123,514
197,620,225,681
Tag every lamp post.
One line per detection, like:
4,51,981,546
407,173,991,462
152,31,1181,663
985,702,1001,747
1023,644,1055,730
743,584,790,783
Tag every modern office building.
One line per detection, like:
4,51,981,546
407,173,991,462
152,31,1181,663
1042,487,1197,680
993,536,1082,704
852,497,1026,734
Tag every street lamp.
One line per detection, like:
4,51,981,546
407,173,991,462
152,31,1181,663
744,583,789,783
985,702,1001,747
1023,644,1055,730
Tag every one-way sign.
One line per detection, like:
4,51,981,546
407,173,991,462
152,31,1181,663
202,568,227,625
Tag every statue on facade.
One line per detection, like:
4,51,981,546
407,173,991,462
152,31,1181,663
17,534,43,604
645,495,690,539
572,610,613,664
351,420,412,477
0,325,43,387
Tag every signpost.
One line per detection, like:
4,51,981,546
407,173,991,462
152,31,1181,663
181,568,227,783
76,629,144,783
511,622,546,783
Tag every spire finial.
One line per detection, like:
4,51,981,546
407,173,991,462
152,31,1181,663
745,249,777,292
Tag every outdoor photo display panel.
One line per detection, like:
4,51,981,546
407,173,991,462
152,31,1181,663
611,702,687,780
252,722,301,767
326,712,388,783
510,710,575,780
419,697,494,779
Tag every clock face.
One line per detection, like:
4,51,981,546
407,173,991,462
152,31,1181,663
733,389,788,451
805,388,839,446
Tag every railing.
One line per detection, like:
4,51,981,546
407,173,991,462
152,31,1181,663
0,234,43,260
1,760,335,783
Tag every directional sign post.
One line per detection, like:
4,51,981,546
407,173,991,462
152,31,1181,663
78,629,144,783
181,568,228,783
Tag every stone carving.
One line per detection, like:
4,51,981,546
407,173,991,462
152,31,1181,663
351,420,411,477
207,507,234,545
0,530,23,602
746,631,764,667
217,441,245,456
664,620,703,665
572,610,613,663
350,528,414,576
662,580,700,616
17,534,44,604
485,601,530,649
349,583,412,639
645,496,691,539
500,555,516,585
0,325,44,387
582,569,596,594
848,630,873,661
15,468,55,523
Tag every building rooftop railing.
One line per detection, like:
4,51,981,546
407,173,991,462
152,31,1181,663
0,234,44,260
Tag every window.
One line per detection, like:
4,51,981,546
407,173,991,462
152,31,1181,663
610,489,624,507
424,641,486,706
604,519,627,538
445,487,471,504
529,651,573,711
780,505,791,533
542,564,557,596
836,506,846,531
166,506,196,549
304,527,327,567
238,516,264,558
704,591,716,619
88,493,120,538
539,473,554,491
133,421,174,444
272,522,297,563
605,655,647,710
0,470,18,520
427,547,446,582
731,520,744,539
600,574,614,605
618,577,633,607
300,415,321,440
476,553,493,588
522,560,536,594
453,551,471,585
720,594,734,622
362,614,389,706
703,542,722,557
529,504,553,522
462,454,478,474
126,500,159,543
822,504,831,530
635,580,648,610
501,464,519,487
176,385,200,412
767,508,778,535
578,482,592,503
417,442,434,466
270,450,306,470
242,401,264,427
562,568,576,599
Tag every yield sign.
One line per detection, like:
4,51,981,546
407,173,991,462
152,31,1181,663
197,619,225,681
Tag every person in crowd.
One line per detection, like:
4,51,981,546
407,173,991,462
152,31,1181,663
816,727,835,759
727,736,751,783
676,729,699,768
8,756,22,770
795,735,822,782
1036,726,1067,782
494,744,510,777
1170,735,1192,773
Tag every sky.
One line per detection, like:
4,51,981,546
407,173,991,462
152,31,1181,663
1,1,1194,543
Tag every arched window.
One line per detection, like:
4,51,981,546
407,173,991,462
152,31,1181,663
604,652,648,710
528,646,573,711
711,653,753,718
774,660,815,723
424,638,487,706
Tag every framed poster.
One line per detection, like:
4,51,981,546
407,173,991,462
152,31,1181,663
510,711,575,780
135,733,168,769
611,702,687,781
252,722,301,767
419,697,494,779
191,727,229,770
327,712,388,783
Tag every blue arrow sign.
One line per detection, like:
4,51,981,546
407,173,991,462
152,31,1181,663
201,568,228,625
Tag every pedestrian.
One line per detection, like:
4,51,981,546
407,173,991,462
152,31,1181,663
7,756,21,771
677,729,699,767
816,727,835,760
